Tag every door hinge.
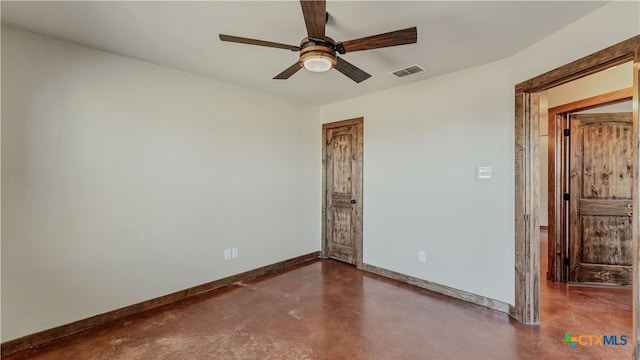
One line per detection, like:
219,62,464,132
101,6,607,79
563,193,570,201
563,129,570,137
523,214,529,222
563,258,570,266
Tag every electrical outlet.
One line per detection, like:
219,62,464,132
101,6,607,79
232,247,238,258
418,251,426,263
224,249,232,260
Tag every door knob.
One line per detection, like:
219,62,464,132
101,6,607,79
350,199,356,204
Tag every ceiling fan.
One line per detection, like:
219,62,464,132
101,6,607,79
219,0,417,83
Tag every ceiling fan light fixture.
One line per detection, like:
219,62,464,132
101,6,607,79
299,45,337,73
303,55,333,72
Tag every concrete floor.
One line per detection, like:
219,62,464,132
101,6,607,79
3,230,633,359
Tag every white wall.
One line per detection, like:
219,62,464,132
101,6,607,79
509,2,639,85
321,1,639,306
548,62,633,108
1,26,321,341
322,59,516,304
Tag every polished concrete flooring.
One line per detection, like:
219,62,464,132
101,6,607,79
3,231,633,359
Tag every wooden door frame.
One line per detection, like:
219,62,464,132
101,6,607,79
512,35,639,355
547,88,633,283
321,117,364,269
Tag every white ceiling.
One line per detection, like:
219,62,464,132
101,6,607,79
1,1,608,105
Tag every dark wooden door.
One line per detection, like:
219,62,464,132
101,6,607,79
322,118,363,267
569,112,633,285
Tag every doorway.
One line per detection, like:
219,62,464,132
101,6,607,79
512,35,639,353
547,87,634,283
322,117,364,268
567,111,634,284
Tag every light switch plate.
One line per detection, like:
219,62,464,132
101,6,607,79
478,166,493,179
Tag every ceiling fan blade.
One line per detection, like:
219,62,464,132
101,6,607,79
340,27,417,53
274,62,303,80
334,57,371,83
219,34,300,51
300,0,326,40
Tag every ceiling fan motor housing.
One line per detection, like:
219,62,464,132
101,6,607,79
299,37,337,71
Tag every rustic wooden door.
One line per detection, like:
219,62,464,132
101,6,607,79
322,118,363,267
568,112,633,285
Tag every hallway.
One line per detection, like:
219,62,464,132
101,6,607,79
538,229,632,359
3,236,633,359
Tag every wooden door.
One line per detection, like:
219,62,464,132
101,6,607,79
569,112,633,285
322,118,363,267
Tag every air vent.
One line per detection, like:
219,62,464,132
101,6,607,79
390,64,427,78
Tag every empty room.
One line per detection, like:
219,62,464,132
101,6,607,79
2,1,640,359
